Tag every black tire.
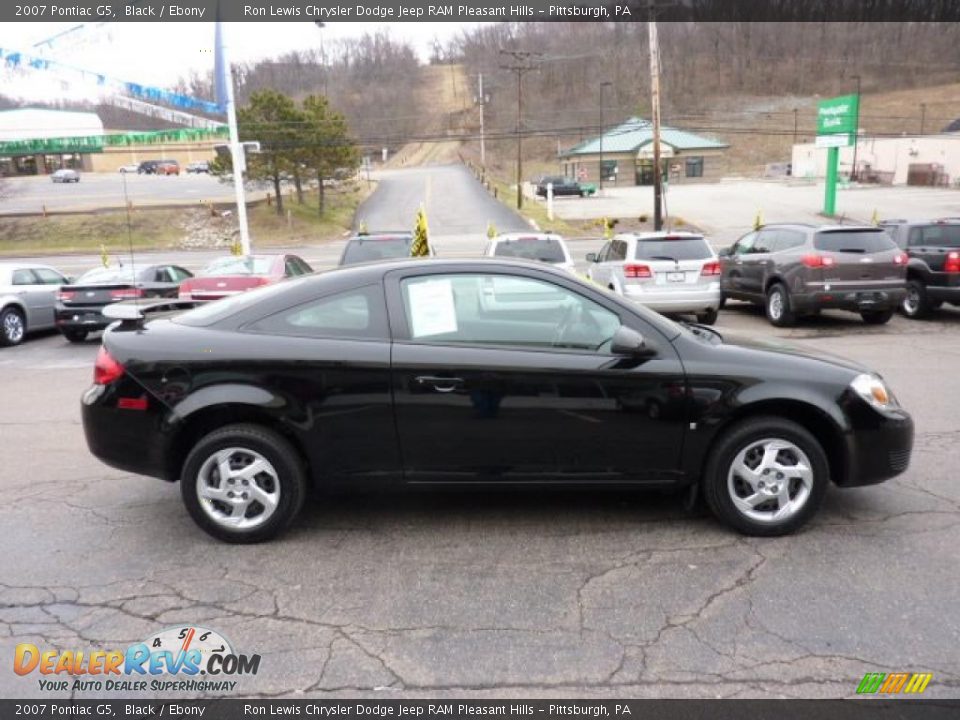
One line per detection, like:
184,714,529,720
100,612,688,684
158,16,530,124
0,306,26,347
702,416,829,537
765,282,796,327
696,308,719,325
180,423,307,543
62,329,88,343
860,309,894,325
901,279,932,319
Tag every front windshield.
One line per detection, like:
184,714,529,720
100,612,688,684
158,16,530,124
202,256,275,276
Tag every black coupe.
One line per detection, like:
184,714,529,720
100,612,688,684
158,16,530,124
82,259,913,542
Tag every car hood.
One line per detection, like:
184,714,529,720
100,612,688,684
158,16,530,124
711,329,871,376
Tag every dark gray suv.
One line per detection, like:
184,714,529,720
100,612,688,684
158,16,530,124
719,224,907,327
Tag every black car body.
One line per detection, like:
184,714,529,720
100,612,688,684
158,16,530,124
879,219,960,318
56,264,193,341
719,224,907,326
82,259,913,542
535,176,590,198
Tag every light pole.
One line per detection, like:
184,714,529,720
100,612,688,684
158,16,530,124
598,81,612,192
920,103,927,135
851,74,861,181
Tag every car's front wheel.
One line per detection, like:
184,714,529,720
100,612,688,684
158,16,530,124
702,416,828,536
765,283,796,327
0,307,25,347
180,424,307,543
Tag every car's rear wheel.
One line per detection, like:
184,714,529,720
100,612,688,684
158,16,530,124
702,416,828,536
765,283,796,327
696,308,718,325
901,279,932,319
0,307,25,347
861,309,894,325
180,424,307,543
62,329,88,343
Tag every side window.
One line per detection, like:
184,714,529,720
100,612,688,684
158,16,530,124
779,230,806,252
400,273,622,353
733,232,757,255
908,228,925,247
753,231,775,254
155,268,174,283
32,268,67,284
610,240,627,261
296,258,313,275
284,258,300,277
11,269,37,285
244,285,387,340
169,266,192,281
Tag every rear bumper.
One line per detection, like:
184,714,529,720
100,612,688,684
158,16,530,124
837,398,914,487
791,287,906,313
623,284,721,313
55,305,109,331
927,285,960,304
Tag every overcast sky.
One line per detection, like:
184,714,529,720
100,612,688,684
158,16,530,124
0,22,487,104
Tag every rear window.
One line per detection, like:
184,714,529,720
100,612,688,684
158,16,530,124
908,224,960,248
75,266,142,284
202,256,275,276
634,237,711,261
341,236,412,264
493,237,567,263
813,231,896,253
175,277,309,327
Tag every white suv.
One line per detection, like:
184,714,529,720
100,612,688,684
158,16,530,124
586,231,722,324
483,232,576,274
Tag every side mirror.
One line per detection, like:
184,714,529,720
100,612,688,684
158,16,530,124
586,253,598,263
610,326,654,358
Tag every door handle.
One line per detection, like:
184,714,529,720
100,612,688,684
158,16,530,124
415,376,464,393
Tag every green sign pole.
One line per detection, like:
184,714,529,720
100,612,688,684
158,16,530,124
824,147,839,216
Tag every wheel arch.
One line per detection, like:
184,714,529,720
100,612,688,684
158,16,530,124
0,300,28,331
167,402,311,484
699,398,848,487
763,274,788,295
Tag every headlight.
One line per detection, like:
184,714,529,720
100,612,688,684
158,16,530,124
850,373,897,411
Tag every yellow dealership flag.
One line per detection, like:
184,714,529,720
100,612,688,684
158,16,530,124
411,206,430,257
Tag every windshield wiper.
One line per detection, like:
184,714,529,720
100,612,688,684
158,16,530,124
646,255,677,262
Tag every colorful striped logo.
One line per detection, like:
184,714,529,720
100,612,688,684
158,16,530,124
857,672,932,694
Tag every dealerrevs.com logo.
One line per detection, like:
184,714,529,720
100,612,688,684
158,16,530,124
14,626,261,693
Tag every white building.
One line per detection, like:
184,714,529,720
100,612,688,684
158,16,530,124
792,133,960,187
0,108,104,175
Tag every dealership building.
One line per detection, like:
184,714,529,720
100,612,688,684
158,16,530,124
0,108,219,176
559,117,729,187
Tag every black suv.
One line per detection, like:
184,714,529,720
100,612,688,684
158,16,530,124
534,176,594,198
719,224,907,326
878,219,960,318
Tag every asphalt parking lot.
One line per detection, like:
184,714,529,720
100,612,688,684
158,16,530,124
2,287,959,699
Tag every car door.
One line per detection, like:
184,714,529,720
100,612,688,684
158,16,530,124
385,266,688,483
595,239,625,289
587,241,610,282
11,268,59,330
738,230,776,297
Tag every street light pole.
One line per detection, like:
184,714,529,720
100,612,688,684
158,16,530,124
920,103,927,135
851,74,861,182
598,81,612,192
218,20,251,255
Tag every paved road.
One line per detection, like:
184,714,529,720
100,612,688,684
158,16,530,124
0,173,257,215
2,167,959,700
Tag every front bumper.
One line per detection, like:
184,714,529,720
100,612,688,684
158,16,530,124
791,288,906,313
623,284,721,313
836,396,914,487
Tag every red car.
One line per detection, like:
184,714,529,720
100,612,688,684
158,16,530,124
179,254,313,301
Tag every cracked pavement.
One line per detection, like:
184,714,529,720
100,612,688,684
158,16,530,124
2,243,960,699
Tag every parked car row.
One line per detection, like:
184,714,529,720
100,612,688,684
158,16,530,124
0,254,312,346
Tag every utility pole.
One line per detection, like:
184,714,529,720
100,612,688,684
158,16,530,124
851,74,861,181
793,108,798,144
920,103,927,135
478,73,486,167
648,15,663,231
218,20,251,255
500,49,540,210
599,81,612,192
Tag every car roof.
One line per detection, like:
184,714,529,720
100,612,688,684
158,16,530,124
493,232,565,242
760,223,880,232
616,231,705,240
348,231,412,239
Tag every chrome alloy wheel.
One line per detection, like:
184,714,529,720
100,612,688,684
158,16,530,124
727,438,814,523
196,447,280,531
767,290,784,321
3,311,24,344
902,286,921,316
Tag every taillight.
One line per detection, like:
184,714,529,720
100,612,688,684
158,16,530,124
110,287,144,300
624,264,652,279
58,290,75,302
93,346,124,385
802,254,836,268
945,251,960,273
893,253,908,265
700,261,721,276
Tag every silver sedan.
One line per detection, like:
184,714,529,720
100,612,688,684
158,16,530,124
0,263,70,346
